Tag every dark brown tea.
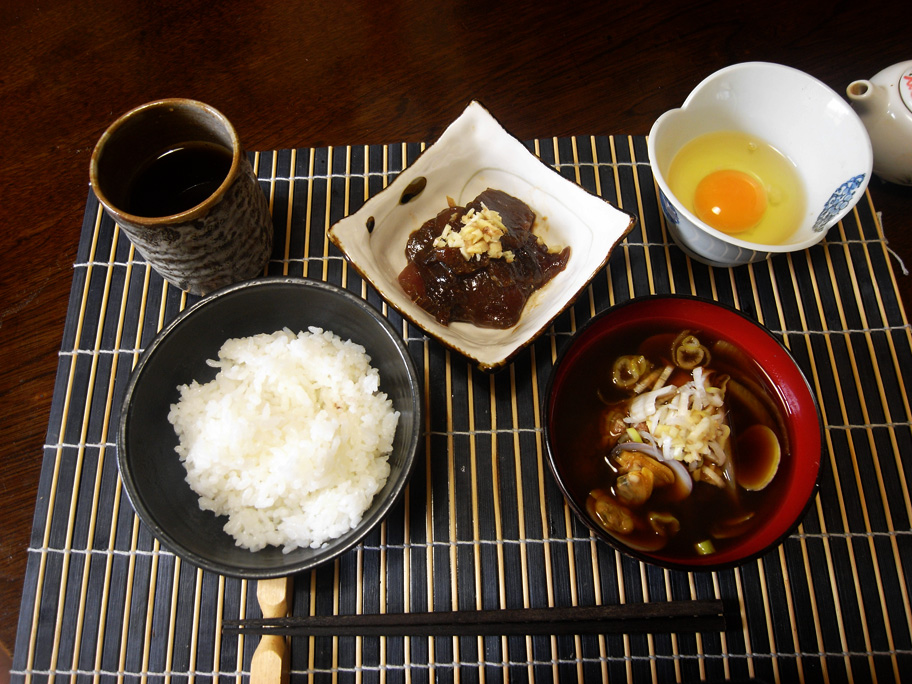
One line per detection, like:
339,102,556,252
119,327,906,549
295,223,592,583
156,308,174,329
126,141,233,218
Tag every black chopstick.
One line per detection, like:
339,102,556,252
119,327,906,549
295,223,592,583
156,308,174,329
222,599,728,638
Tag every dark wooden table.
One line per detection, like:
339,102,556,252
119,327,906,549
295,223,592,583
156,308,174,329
1,0,909,663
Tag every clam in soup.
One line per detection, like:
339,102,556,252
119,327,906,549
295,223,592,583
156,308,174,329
553,324,787,562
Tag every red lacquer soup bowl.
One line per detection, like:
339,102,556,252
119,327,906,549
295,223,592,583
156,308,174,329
544,295,822,571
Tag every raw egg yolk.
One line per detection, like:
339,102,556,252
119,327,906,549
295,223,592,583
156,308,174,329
693,169,767,234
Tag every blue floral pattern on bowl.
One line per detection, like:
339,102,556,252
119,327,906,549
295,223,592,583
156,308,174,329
813,174,866,232
659,190,679,225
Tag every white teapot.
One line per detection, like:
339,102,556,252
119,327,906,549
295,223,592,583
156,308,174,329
847,61,912,186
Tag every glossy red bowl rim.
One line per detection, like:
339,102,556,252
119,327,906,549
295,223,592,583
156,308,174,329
543,294,822,571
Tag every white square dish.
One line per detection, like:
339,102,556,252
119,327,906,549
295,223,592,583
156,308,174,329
329,101,636,371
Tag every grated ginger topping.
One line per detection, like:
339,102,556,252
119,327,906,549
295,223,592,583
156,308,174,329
623,366,730,466
432,204,516,262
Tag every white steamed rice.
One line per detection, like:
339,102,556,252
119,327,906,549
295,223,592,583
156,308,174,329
167,327,399,553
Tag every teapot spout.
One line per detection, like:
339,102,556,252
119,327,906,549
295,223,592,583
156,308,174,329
847,62,912,185
846,79,888,118
847,79,873,99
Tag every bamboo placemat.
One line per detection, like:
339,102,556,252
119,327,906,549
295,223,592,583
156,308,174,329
12,136,912,683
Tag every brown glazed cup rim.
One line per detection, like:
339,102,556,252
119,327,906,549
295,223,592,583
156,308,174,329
89,98,242,225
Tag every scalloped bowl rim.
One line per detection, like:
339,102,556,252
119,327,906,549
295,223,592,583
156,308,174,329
329,100,635,370
647,61,873,254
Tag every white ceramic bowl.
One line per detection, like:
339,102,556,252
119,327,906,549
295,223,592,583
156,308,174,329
330,101,636,371
648,62,873,268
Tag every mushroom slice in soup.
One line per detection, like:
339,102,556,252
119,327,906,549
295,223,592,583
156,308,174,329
615,467,655,505
711,511,757,539
734,424,781,491
586,490,670,552
587,490,635,534
613,448,676,486
649,511,681,536
598,406,629,448
611,443,693,499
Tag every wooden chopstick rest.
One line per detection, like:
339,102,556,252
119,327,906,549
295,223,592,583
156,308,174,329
250,576,293,684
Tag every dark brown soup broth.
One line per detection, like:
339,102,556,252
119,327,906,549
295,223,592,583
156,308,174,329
126,141,233,218
551,320,789,562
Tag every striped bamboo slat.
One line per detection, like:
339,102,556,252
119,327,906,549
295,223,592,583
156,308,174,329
11,136,912,683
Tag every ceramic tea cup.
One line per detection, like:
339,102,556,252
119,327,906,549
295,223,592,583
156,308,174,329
90,99,273,295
